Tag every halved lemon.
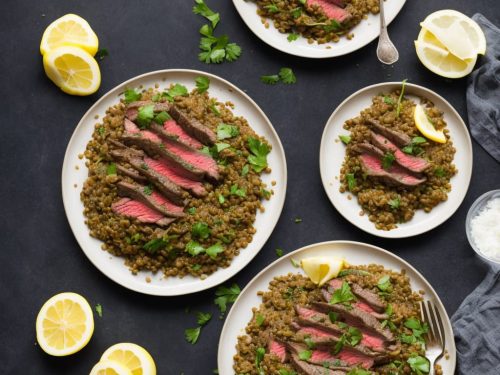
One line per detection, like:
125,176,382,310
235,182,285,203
414,40,477,79
301,256,345,286
40,14,99,56
90,360,133,375
420,10,486,59
43,46,101,95
414,104,446,144
100,343,156,375
35,292,94,356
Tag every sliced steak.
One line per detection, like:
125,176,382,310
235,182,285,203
163,119,203,149
125,101,171,122
326,279,387,315
366,119,412,147
290,353,347,375
370,132,430,173
351,142,384,158
116,181,185,218
143,157,207,197
111,198,174,227
358,154,426,187
115,164,148,183
268,339,287,363
306,0,351,22
311,302,394,343
124,118,140,133
325,0,345,7
168,104,216,145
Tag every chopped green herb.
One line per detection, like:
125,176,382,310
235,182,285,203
98,126,105,136
217,123,239,139
206,243,224,259
291,258,300,268
264,4,279,13
262,189,272,199
185,326,201,344
187,207,197,215
347,327,363,346
402,317,428,347
255,347,266,374
195,76,210,93
396,79,408,117
346,369,371,375
339,135,351,144
191,264,201,271
241,164,250,176
143,238,168,253
388,196,400,210
186,241,205,256
106,163,117,175
434,167,446,177
143,185,153,195
294,217,302,223
279,67,297,84
192,222,211,239
95,304,103,318
256,314,265,326
290,7,302,18
332,334,346,354
131,233,142,243
346,173,356,191
153,111,171,125
124,88,141,103
164,83,189,102
196,311,212,326
329,281,356,306
209,101,221,116
214,283,241,313
218,194,225,204
328,312,339,323
304,336,316,349
298,350,312,361
275,248,284,257
287,33,300,42
279,369,297,375
382,152,396,170
402,136,427,155
383,95,394,105
230,184,246,197
137,104,155,128
247,137,270,172
214,142,231,153
260,74,280,85
407,355,430,375
377,275,392,291
193,0,220,28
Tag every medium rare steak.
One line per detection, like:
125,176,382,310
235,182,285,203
111,198,175,227
370,132,430,173
366,119,412,147
351,142,384,158
163,119,203,149
358,154,426,187
115,164,148,183
268,339,287,363
306,0,351,22
116,181,185,218
326,279,387,314
125,101,171,122
168,104,216,145
290,353,347,375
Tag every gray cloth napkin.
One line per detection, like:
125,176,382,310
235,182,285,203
466,14,500,162
451,264,500,374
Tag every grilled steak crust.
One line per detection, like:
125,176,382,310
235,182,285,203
366,119,412,147
168,104,216,145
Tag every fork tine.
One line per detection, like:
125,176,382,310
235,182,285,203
421,301,435,343
432,301,446,350
427,301,442,346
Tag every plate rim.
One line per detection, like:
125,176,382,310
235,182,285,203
231,0,407,58
61,68,288,296
319,81,473,238
217,240,457,373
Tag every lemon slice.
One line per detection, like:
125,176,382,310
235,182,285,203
90,360,133,375
301,257,345,286
420,10,486,58
40,14,99,56
100,343,156,375
414,40,477,79
414,104,446,144
35,292,94,356
43,46,101,95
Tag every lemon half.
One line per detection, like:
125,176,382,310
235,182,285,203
40,13,99,56
414,104,446,144
35,292,94,356
301,257,345,286
100,343,157,375
90,360,133,375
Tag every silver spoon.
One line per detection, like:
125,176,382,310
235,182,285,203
376,0,399,64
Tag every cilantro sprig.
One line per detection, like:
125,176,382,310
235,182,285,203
193,0,220,28
407,355,430,375
261,67,297,85
197,22,241,64
195,76,210,93
329,281,356,306
247,137,270,172
214,283,241,313
124,88,141,103
217,123,239,140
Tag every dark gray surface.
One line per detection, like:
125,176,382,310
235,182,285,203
0,0,499,374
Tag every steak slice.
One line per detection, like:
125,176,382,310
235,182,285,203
111,198,174,227
290,353,347,375
143,157,207,197
351,142,384,158
125,101,171,122
116,181,185,218
370,132,430,173
311,302,394,343
325,0,345,7
358,154,426,187
366,119,412,147
268,339,287,363
306,0,351,22
326,279,387,315
168,104,216,145
115,164,148,183
163,119,203,149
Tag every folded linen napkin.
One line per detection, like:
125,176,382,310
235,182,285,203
466,14,500,163
451,263,500,374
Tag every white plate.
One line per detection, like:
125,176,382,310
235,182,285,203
61,69,287,296
232,0,406,58
319,82,473,238
218,240,457,374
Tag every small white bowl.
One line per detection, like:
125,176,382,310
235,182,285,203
465,189,500,264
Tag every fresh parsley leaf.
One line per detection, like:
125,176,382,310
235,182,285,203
412,136,427,144
255,347,266,373
197,311,212,326
402,136,427,155
209,100,221,116
346,369,371,375
346,173,356,191
279,369,297,375
192,264,201,271
185,326,201,344
402,317,429,347
153,111,171,125
347,327,363,346
217,123,239,139
95,304,103,317
95,48,109,61
256,313,265,326
385,303,393,316
304,336,316,349
241,164,250,176
291,258,300,268
333,334,346,354
383,95,394,105
225,43,242,61
434,167,446,177
339,135,351,144
143,238,169,253
214,283,241,313
287,33,300,42
279,68,297,84
187,207,197,215
230,184,246,197
275,248,284,257
186,241,205,256
323,19,342,32
247,137,270,172
206,243,224,259
98,126,105,136
193,0,220,28
264,4,279,13
137,104,155,128
192,222,211,239
328,312,339,323
382,152,396,170
218,194,225,204
124,88,141,103
299,350,312,361
407,355,430,375
143,185,153,195
214,142,231,153
195,76,210,93
329,281,356,305
106,163,117,175
165,83,189,102
388,196,400,210
396,79,408,117
197,25,241,64
290,7,302,18
377,275,392,291
261,74,280,85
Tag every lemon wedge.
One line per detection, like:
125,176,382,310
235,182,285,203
100,343,157,375
43,46,101,95
301,256,345,286
40,14,99,56
90,360,133,375
420,10,486,58
35,292,94,356
414,104,446,144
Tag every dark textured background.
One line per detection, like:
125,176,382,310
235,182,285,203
1,0,499,373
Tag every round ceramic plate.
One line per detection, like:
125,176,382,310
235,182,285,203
232,0,406,58
319,82,472,238
218,241,456,374
61,69,287,296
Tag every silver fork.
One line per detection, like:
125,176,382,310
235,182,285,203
420,300,446,375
